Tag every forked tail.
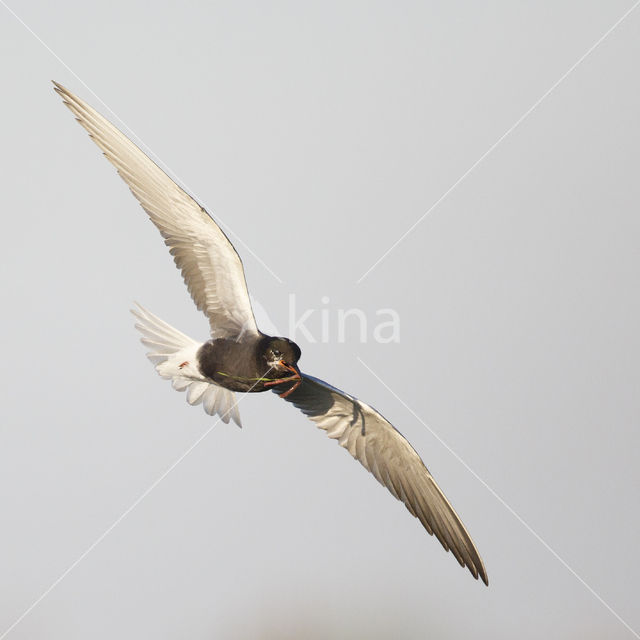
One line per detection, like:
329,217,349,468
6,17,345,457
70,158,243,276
131,303,242,427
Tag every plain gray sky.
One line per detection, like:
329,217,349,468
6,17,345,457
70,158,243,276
1,1,639,638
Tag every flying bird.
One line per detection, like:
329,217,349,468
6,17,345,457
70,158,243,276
54,81,488,585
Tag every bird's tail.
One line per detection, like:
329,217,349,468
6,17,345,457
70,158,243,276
131,303,242,427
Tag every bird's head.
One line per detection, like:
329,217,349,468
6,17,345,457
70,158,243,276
263,337,301,374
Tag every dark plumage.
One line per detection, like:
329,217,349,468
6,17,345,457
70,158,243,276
197,336,302,393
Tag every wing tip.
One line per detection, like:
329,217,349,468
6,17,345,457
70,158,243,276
130,300,144,315
466,558,489,586
52,80,72,104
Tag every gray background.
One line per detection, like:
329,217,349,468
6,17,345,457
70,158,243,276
1,1,639,638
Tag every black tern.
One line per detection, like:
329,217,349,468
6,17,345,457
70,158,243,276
54,81,488,585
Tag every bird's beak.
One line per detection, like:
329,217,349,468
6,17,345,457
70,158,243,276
280,360,301,380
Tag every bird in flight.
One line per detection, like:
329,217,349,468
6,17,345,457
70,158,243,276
54,81,488,585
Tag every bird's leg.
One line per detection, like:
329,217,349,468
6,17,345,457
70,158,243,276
263,374,299,387
263,362,302,398
278,378,302,398
263,374,301,397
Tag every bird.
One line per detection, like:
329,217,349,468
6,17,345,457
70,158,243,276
54,81,488,586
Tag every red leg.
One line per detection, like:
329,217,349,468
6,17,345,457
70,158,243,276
279,379,302,398
264,374,299,387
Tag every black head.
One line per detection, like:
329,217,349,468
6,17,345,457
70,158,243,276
263,337,302,368
260,337,303,398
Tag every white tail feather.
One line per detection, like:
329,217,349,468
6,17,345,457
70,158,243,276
131,303,242,427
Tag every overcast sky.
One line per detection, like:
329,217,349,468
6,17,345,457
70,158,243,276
1,1,639,638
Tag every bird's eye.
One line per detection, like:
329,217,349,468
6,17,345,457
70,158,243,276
272,349,282,358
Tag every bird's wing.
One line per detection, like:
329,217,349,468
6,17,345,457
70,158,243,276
276,373,488,585
54,82,259,341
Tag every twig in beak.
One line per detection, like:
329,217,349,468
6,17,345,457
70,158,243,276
263,361,302,398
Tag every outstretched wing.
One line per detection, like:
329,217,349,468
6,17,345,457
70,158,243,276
54,82,259,341
276,374,488,585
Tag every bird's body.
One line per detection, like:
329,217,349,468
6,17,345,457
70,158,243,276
55,81,488,586
198,336,300,393
198,338,273,392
